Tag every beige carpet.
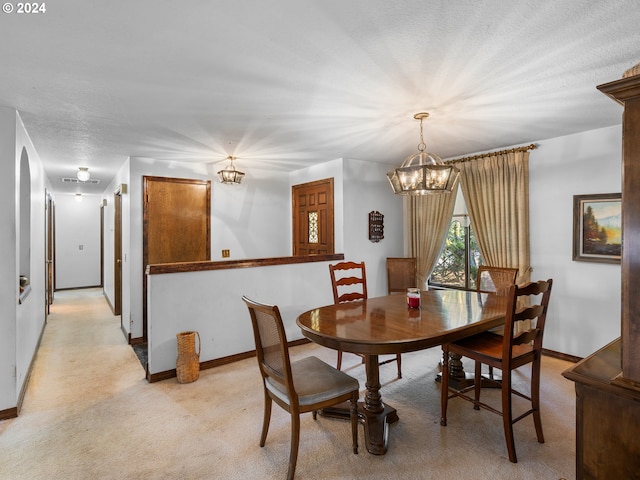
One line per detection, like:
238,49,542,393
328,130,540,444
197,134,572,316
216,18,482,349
0,288,576,479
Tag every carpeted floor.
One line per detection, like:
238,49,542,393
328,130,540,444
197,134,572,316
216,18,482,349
132,343,148,368
0,288,576,479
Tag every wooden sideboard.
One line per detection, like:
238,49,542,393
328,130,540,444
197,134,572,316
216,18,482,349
562,339,640,479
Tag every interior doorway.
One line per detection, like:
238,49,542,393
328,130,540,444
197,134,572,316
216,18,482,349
292,178,334,255
113,187,123,322
45,191,54,315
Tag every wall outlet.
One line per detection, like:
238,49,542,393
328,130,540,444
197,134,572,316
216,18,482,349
222,249,230,258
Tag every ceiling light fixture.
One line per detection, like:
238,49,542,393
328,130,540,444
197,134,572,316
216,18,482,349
387,113,459,195
77,167,90,182
217,156,245,185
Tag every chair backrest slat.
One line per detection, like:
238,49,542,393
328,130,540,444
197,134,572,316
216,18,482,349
329,261,367,304
502,280,553,360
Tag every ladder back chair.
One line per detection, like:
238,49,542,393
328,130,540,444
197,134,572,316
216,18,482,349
476,265,519,379
242,296,359,480
329,261,402,378
386,257,417,294
440,279,553,463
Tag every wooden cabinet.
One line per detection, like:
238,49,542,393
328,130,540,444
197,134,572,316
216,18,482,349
563,340,640,479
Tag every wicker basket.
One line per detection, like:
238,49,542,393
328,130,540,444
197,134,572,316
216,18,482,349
176,331,201,383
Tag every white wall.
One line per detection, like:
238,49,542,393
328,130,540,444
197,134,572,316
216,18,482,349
0,108,49,413
145,157,403,375
343,158,405,296
54,194,102,289
102,158,293,340
529,125,622,358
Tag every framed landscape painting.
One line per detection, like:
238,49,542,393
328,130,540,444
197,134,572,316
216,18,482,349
573,193,622,264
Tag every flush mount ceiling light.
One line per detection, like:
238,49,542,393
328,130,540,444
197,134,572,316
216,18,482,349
76,167,90,182
387,113,459,195
217,156,245,185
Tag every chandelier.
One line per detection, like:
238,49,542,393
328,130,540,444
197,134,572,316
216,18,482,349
217,156,245,185
387,113,459,195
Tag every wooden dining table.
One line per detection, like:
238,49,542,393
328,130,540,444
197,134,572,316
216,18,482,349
296,288,510,455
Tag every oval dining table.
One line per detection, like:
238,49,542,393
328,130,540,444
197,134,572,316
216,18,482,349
296,288,510,455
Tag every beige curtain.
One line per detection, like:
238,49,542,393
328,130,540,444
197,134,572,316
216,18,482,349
455,150,531,285
408,179,459,288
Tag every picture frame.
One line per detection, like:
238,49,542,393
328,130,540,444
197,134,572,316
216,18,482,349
573,193,622,263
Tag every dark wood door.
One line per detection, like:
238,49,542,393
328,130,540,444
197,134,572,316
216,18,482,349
114,189,122,318
45,192,54,314
292,178,334,255
142,176,211,340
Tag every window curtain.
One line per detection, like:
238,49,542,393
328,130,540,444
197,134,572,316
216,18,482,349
408,179,459,288
455,150,531,285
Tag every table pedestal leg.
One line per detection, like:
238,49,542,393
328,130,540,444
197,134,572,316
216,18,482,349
320,354,398,455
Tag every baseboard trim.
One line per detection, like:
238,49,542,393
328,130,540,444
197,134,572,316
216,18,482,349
0,407,18,421
542,348,582,363
146,338,311,383
55,285,102,291
129,336,146,346
104,291,116,315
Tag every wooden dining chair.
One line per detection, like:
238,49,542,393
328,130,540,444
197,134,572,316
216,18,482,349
386,257,417,294
476,265,519,295
440,279,553,463
476,265,519,379
242,296,359,480
329,261,402,378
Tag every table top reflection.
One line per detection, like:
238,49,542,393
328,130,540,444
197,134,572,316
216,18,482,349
296,289,510,356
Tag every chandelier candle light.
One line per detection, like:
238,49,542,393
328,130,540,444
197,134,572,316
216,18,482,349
387,113,459,195
217,156,245,185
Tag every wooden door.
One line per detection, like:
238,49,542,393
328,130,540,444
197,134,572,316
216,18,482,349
142,176,211,340
45,192,54,314
292,178,334,255
114,188,122,318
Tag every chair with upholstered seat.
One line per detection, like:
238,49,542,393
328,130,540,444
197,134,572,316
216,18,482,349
242,295,359,480
329,261,402,378
440,279,553,463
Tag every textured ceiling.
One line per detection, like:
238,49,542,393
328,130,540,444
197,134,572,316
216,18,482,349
1,0,639,194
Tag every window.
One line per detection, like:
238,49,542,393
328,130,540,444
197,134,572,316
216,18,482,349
429,215,483,290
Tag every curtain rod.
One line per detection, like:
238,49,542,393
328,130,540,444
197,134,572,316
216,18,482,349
444,144,537,165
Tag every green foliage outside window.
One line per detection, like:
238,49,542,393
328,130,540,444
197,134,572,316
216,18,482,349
430,217,482,289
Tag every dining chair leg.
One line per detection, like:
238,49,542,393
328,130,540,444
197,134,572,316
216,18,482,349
501,374,517,463
396,354,402,378
473,361,482,410
440,346,449,426
288,413,301,480
260,391,272,447
531,358,545,443
337,351,343,370
350,394,359,454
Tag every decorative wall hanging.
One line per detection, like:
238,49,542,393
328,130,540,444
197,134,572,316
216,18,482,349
573,193,621,263
369,211,384,242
